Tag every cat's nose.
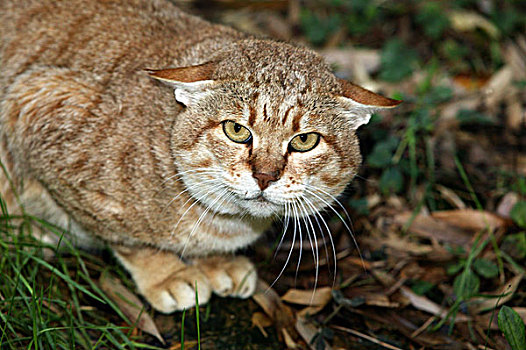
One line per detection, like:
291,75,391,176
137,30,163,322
253,171,279,191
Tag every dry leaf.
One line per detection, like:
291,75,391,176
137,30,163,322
400,287,470,322
296,315,332,350
364,293,399,308
449,10,500,39
381,232,434,256
99,272,164,344
251,311,272,337
436,185,467,209
252,279,297,338
483,65,514,108
282,328,299,349
431,209,509,231
281,287,332,307
497,192,520,218
394,212,472,246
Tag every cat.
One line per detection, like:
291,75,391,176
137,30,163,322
0,0,400,313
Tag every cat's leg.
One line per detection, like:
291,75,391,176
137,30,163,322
113,245,212,313
191,255,257,298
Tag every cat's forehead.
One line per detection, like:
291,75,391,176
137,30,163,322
220,83,340,137
212,40,340,95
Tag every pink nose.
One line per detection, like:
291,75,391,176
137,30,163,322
253,171,279,190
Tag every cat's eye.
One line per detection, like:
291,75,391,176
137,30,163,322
289,133,320,152
222,120,252,144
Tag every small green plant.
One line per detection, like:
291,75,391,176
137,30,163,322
498,306,526,350
379,38,420,82
510,201,526,228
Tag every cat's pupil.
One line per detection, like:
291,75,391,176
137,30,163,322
234,123,241,133
300,134,308,143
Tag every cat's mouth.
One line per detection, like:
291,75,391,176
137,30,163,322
244,193,267,202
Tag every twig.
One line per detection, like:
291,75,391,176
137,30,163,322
331,325,405,350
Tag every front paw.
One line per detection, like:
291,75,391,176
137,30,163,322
194,256,257,298
141,266,212,313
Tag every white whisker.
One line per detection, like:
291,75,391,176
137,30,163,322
170,182,225,239
161,177,220,214
274,202,290,258
303,186,365,271
303,196,337,285
268,200,297,290
297,196,319,301
293,198,303,285
180,187,229,258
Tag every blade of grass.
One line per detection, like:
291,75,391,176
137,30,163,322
195,282,201,350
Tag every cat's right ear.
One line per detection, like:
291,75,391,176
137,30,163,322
145,62,216,106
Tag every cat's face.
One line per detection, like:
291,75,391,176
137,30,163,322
148,41,400,219
170,83,361,218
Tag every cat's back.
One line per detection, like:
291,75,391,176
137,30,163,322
0,0,242,88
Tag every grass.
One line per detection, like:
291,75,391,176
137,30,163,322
0,209,146,349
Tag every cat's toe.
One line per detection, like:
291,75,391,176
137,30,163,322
228,257,257,298
206,269,234,297
196,256,257,299
143,267,212,313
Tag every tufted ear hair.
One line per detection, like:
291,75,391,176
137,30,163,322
145,62,216,106
336,78,401,129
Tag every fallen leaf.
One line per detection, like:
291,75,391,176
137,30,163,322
282,328,299,349
251,311,272,337
296,315,332,350
99,272,164,344
281,287,332,307
252,279,297,340
483,65,514,109
436,185,467,209
400,287,470,322
497,192,520,218
364,293,399,308
431,209,509,231
394,212,472,246
449,10,500,39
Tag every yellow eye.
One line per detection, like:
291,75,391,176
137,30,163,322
222,120,252,144
289,133,320,152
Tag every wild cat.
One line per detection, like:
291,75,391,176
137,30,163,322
0,0,400,312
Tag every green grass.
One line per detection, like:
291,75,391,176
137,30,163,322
0,208,150,349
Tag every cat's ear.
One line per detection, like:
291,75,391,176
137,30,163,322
336,78,401,128
145,62,216,106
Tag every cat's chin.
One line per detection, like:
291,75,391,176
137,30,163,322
238,196,283,218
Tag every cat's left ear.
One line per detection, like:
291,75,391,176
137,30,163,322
145,62,216,106
336,78,401,128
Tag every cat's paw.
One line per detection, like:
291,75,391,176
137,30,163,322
194,256,257,298
141,266,212,313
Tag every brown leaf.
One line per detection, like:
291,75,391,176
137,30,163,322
449,10,500,39
281,287,332,307
364,293,399,308
497,192,520,218
394,212,472,246
436,185,467,209
400,287,470,322
252,279,297,341
251,312,272,337
296,315,332,350
431,209,509,231
99,272,164,344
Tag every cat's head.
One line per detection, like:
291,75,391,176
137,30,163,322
147,40,400,219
